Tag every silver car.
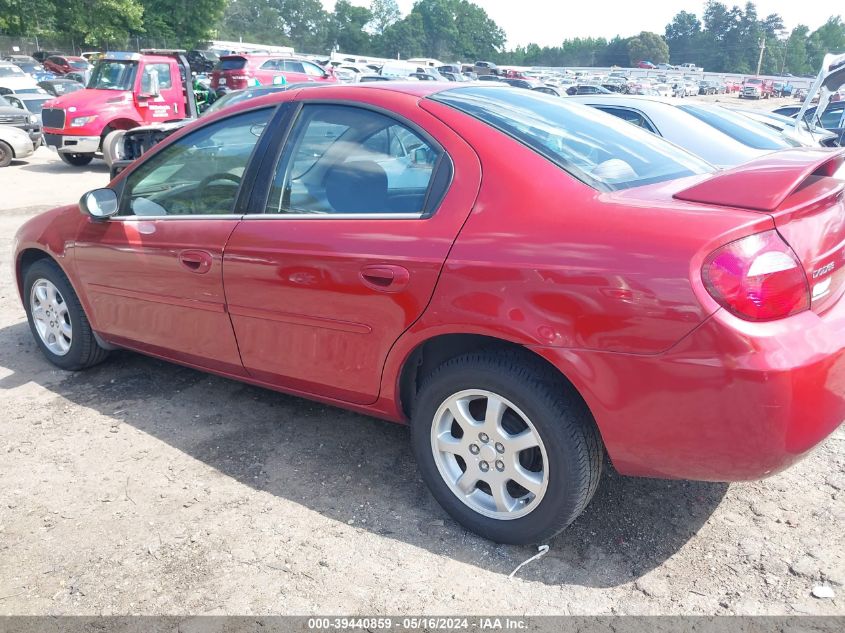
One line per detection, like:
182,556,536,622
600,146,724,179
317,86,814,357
0,124,35,166
567,94,793,167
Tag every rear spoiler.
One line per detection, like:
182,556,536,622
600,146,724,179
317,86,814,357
674,148,845,212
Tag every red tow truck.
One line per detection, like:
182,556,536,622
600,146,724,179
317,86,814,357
739,77,774,99
41,50,197,166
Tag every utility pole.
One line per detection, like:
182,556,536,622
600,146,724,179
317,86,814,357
756,37,766,76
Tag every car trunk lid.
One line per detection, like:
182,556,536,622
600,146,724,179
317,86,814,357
675,148,845,313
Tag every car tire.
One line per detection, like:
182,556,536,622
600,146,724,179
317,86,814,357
23,259,109,371
410,351,603,544
59,152,94,167
0,140,12,167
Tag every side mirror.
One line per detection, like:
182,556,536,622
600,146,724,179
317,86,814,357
80,188,118,220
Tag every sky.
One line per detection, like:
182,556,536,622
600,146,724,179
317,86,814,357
323,0,841,48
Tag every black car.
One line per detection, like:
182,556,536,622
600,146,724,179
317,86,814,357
800,101,845,144
186,50,220,74
37,78,85,97
31,50,61,63
565,84,612,96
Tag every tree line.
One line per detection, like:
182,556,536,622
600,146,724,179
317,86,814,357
0,0,843,76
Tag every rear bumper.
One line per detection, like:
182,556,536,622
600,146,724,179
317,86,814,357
43,133,99,154
532,301,845,481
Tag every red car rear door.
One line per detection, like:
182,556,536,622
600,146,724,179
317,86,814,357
222,94,480,404
73,106,277,374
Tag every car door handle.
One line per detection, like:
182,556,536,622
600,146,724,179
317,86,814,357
178,250,213,274
360,264,410,292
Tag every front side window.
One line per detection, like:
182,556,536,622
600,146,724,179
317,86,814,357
121,108,272,217
432,86,710,191
265,104,442,215
141,63,172,92
302,62,325,77
284,60,306,74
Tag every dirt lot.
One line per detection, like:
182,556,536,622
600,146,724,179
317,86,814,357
1,98,843,616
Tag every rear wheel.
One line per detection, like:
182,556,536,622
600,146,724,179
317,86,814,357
59,152,94,167
0,140,12,167
23,259,109,370
411,352,603,544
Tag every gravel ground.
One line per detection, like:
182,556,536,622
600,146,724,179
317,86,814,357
0,98,843,616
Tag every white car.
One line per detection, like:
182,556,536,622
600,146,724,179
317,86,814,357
0,124,35,166
0,62,40,94
567,94,787,167
654,83,673,98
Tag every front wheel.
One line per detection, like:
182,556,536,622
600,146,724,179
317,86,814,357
23,259,109,370
0,140,12,167
59,152,94,167
411,352,603,544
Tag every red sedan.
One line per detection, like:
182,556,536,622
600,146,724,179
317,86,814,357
43,55,90,76
13,84,845,544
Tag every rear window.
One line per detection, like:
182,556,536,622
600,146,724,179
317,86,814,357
430,86,711,191
216,57,247,71
679,104,800,150
0,66,25,77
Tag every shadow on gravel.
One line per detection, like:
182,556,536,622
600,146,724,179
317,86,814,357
15,161,109,175
0,320,728,588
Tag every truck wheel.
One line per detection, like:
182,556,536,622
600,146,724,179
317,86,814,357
411,352,603,544
59,152,94,167
101,130,126,169
0,140,12,167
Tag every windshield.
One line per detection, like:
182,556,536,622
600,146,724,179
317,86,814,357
15,62,41,73
431,86,711,191
679,104,800,150
20,97,49,113
0,66,25,77
745,79,762,85
89,61,137,91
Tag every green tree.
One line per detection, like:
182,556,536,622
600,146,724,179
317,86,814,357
368,0,400,35
377,11,425,58
808,16,845,70
330,0,372,53
784,25,812,75
55,0,145,46
217,0,285,44
140,0,227,48
665,10,702,65
626,31,669,65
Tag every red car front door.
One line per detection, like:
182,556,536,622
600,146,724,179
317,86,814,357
222,98,480,404
73,107,275,374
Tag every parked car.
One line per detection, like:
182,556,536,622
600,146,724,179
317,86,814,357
772,81,794,97
186,50,220,74
64,70,91,86
724,106,840,147
656,63,675,71
772,104,803,118
568,95,773,166
31,50,61,63
654,83,673,98
0,61,41,94
796,101,845,146
472,61,498,76
211,54,336,94
678,63,703,72
740,77,774,99
14,83,845,545
37,78,85,97
0,122,35,166
0,94,42,148
565,84,612,96
7,57,54,82
637,60,656,69
3,92,51,126
43,55,91,76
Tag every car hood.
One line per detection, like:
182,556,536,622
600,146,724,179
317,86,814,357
44,89,133,116
0,75,38,89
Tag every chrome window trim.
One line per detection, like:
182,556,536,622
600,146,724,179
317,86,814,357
243,212,424,220
107,214,243,221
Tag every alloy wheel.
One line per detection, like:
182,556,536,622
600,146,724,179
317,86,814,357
30,278,72,356
430,389,549,520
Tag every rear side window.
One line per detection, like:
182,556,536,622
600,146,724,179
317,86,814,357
264,104,444,216
431,86,710,191
679,104,800,149
216,57,247,71
594,106,657,133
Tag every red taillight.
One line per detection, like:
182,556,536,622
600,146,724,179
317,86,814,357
702,231,810,321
